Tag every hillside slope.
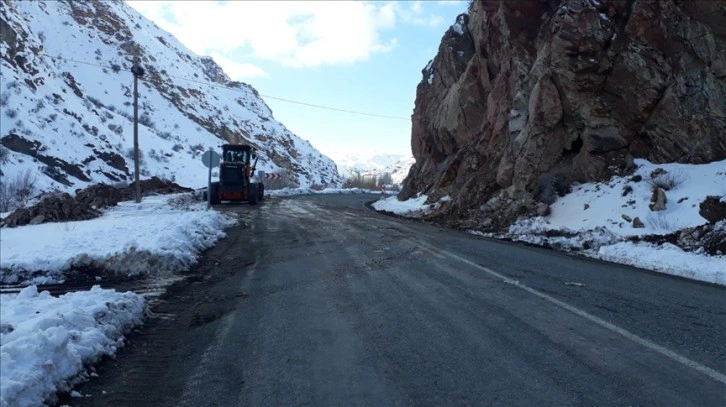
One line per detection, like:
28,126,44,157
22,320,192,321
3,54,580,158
0,0,341,200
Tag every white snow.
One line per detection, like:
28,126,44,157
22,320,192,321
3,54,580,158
372,159,726,285
450,22,464,35
373,194,450,217
450,14,466,35
1,194,237,285
373,193,430,213
1,286,144,407
0,192,236,406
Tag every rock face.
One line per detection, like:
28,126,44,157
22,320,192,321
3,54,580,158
402,0,726,230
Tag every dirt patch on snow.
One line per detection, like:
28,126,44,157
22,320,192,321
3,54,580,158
1,177,192,228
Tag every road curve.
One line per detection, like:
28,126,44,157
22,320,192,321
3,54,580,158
65,193,726,407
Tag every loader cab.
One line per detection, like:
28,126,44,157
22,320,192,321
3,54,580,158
222,145,251,164
220,144,254,187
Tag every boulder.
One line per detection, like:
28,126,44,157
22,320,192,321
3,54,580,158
536,202,551,217
649,187,667,211
699,196,726,224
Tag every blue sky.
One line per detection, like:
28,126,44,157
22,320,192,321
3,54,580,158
125,1,468,159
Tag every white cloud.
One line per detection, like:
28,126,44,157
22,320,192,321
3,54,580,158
209,52,268,80
436,0,468,6
391,1,449,28
126,1,399,69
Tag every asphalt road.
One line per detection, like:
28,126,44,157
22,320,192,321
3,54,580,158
64,193,726,406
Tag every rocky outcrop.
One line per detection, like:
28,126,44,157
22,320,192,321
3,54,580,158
632,220,726,256
699,195,726,224
402,0,726,231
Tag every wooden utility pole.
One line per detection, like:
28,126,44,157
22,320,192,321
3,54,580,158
131,64,145,203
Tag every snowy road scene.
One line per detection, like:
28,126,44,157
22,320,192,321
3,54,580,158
2,188,725,406
2,0,725,405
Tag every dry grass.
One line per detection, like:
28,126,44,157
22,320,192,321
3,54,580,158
648,170,685,191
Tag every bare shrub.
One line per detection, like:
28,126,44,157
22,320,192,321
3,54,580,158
125,147,144,167
343,173,378,190
147,148,167,162
148,149,160,161
648,171,685,191
138,113,154,128
0,181,10,212
646,213,678,231
0,170,37,212
108,123,123,135
87,96,105,109
190,143,205,158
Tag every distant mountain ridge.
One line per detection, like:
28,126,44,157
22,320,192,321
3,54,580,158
0,0,342,196
333,152,415,186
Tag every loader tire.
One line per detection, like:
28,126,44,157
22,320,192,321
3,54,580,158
248,183,259,205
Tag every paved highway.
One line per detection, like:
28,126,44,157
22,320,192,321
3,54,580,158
65,193,726,406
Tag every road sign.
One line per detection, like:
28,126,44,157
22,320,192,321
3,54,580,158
202,150,220,168
202,149,220,210
265,173,282,180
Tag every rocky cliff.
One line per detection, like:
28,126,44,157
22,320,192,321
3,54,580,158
402,0,726,230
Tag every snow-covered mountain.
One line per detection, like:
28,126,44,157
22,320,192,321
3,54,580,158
333,152,415,186
0,0,342,199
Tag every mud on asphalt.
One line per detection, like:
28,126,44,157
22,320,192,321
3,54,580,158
57,204,258,407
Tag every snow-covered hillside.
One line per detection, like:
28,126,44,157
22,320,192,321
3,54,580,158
334,152,414,185
0,0,341,199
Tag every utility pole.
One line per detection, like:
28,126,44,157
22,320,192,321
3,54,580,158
131,64,145,203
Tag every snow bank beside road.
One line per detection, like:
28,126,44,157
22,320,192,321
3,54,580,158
372,159,726,286
0,286,144,407
0,192,238,406
0,193,237,285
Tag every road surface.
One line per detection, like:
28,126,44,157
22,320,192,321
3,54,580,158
64,193,726,406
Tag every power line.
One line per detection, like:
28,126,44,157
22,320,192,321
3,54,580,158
40,52,409,120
